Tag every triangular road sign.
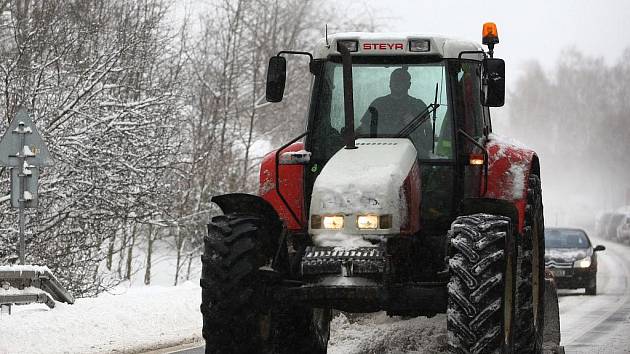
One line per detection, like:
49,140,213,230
0,109,53,167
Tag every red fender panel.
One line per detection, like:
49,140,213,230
485,135,539,232
259,142,306,231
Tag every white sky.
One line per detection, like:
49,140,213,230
179,0,630,82
353,0,630,82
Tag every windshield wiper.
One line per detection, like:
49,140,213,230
396,83,440,138
395,105,439,138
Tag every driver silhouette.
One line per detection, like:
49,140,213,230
357,68,432,155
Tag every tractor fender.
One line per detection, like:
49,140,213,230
212,193,283,238
458,197,519,223
484,134,541,232
259,142,306,231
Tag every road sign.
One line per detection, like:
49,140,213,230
0,109,53,167
0,108,53,264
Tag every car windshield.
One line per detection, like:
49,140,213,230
545,229,590,249
310,58,452,161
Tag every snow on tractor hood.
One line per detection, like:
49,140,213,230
309,138,417,248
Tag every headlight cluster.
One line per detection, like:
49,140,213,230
573,256,591,268
322,215,344,229
311,214,392,230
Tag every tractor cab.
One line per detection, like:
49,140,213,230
267,31,506,233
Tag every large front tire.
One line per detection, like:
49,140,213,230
200,214,275,353
448,214,516,354
200,213,330,354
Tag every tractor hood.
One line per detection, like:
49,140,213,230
309,138,419,247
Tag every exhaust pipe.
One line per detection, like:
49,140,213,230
338,44,357,149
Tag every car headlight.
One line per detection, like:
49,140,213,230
573,257,592,268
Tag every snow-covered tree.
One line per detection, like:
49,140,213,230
0,0,184,296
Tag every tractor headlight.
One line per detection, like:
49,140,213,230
356,214,392,230
573,257,591,268
321,215,344,230
357,215,379,230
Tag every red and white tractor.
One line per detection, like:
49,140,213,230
201,23,547,354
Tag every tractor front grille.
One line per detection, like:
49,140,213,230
301,246,386,276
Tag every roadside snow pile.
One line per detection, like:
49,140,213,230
0,282,202,354
0,264,53,273
328,312,448,354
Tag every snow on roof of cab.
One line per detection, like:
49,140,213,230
314,32,483,60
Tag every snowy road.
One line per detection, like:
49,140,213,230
170,237,630,354
168,312,448,354
559,237,630,354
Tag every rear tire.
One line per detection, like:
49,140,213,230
448,213,516,354
200,214,330,354
515,175,545,353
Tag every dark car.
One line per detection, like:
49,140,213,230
606,213,625,240
615,214,630,243
544,228,605,295
596,212,614,239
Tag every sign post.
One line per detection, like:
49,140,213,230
0,109,73,312
0,108,52,264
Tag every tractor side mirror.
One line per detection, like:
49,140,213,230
279,151,311,165
594,245,606,252
266,56,287,103
482,58,505,107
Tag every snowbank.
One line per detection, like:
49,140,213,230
0,265,53,273
0,282,202,354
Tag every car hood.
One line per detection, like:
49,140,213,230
545,248,592,263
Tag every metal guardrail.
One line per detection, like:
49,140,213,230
0,266,74,311
0,289,56,310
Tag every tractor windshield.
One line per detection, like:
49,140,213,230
309,58,452,161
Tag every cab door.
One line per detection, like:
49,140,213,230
449,60,487,200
